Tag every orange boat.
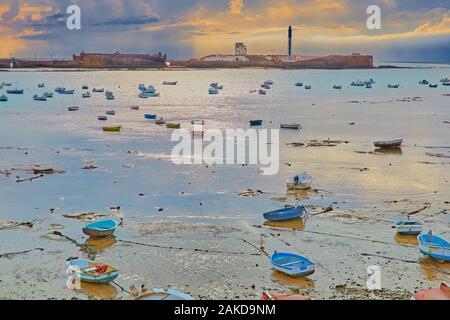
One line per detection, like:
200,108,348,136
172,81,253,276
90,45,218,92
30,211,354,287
261,292,312,301
412,282,449,300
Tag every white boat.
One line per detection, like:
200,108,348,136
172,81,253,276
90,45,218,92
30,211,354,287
209,87,219,95
287,172,313,190
374,137,404,148
394,216,423,235
280,123,301,130
155,117,166,125
33,94,47,101
82,92,91,98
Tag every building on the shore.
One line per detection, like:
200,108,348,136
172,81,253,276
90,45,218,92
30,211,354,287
72,51,166,68
235,43,247,56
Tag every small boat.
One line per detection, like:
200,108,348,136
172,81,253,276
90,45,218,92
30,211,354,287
82,85,89,90
102,126,122,132
419,80,429,85
443,81,450,86
106,111,116,116
38,83,45,88
365,83,372,89
388,84,400,88
82,219,119,238
440,78,450,83
412,282,449,300
351,81,366,87
261,292,312,301
139,92,149,99
250,120,263,126
3,82,12,86
259,89,266,95
264,80,274,85
270,251,316,277
166,123,181,129
295,82,303,87
98,116,108,121
210,83,223,90
261,84,271,89
418,231,450,261
394,216,423,235
140,85,156,93
163,81,178,85
429,84,438,88
373,137,403,148
287,172,313,190
44,92,53,98
366,78,375,84
144,114,157,120
130,106,140,110
68,106,79,111
33,94,47,101
155,117,166,125
191,119,205,125
333,85,342,89
305,85,312,90
93,88,105,93
0,95,8,102
263,206,305,222
280,123,301,130
208,87,219,95
6,89,24,94
82,92,91,98
66,258,119,284
105,91,115,100
133,289,194,301
62,89,75,94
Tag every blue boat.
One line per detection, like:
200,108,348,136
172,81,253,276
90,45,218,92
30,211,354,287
250,120,263,126
66,258,119,284
418,232,450,262
98,116,108,121
6,89,23,94
263,206,305,222
145,114,157,120
270,251,316,277
82,219,119,238
134,289,194,300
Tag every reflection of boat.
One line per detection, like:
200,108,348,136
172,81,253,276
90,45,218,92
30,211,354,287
374,147,403,155
374,137,403,148
82,219,119,238
250,120,263,126
394,216,423,235
78,282,118,300
85,236,117,252
67,258,119,284
287,172,312,190
261,292,312,300
264,218,305,231
280,123,301,130
418,232,450,262
263,206,305,222
134,289,194,300
272,271,315,288
103,126,122,132
166,123,181,129
365,83,372,89
270,252,316,277
412,282,449,300
394,233,419,245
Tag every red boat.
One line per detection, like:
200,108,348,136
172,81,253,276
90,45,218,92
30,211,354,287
412,282,449,300
260,292,312,301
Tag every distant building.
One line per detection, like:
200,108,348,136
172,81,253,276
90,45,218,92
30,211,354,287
200,54,249,62
235,43,247,56
72,51,166,68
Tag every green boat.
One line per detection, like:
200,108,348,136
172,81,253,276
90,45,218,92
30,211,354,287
166,123,181,129
102,126,122,132
0,95,7,102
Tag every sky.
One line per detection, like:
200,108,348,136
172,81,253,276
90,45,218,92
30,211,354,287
0,0,449,62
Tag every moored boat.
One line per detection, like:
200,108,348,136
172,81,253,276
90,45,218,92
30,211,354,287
333,85,342,89
351,81,366,87
305,85,312,90
82,92,91,98
98,116,108,121
102,126,122,132
6,89,24,94
419,80,429,85
93,88,105,93
133,289,194,300
373,137,404,148
295,82,303,87
270,251,316,277
130,106,140,110
44,92,53,98
287,172,312,190
388,84,400,88
418,231,450,262
38,83,45,88
68,106,79,111
163,81,178,85
394,216,423,235
82,85,89,90
82,219,119,238
0,95,8,102
429,84,438,88
33,94,47,101
263,206,305,222
66,258,119,284
166,123,181,129
264,80,274,85
440,78,450,83
443,81,450,86
208,87,219,95
280,123,301,130
155,117,166,125
412,282,449,300
144,114,157,120
250,120,263,126
106,111,116,116
259,89,266,95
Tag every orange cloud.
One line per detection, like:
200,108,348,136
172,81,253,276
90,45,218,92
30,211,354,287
229,0,244,15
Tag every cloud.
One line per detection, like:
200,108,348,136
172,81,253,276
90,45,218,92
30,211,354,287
1,0,20,22
229,0,244,15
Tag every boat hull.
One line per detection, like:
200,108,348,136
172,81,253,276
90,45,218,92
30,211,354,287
263,206,305,222
418,234,450,261
270,252,316,277
67,259,119,284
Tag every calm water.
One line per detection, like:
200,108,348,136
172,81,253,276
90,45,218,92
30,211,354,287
0,66,449,299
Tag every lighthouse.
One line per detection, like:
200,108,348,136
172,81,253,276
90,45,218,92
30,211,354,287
288,25,293,57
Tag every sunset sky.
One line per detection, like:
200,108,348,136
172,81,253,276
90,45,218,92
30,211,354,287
0,0,449,62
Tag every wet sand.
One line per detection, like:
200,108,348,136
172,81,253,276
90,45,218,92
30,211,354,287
0,68,449,300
